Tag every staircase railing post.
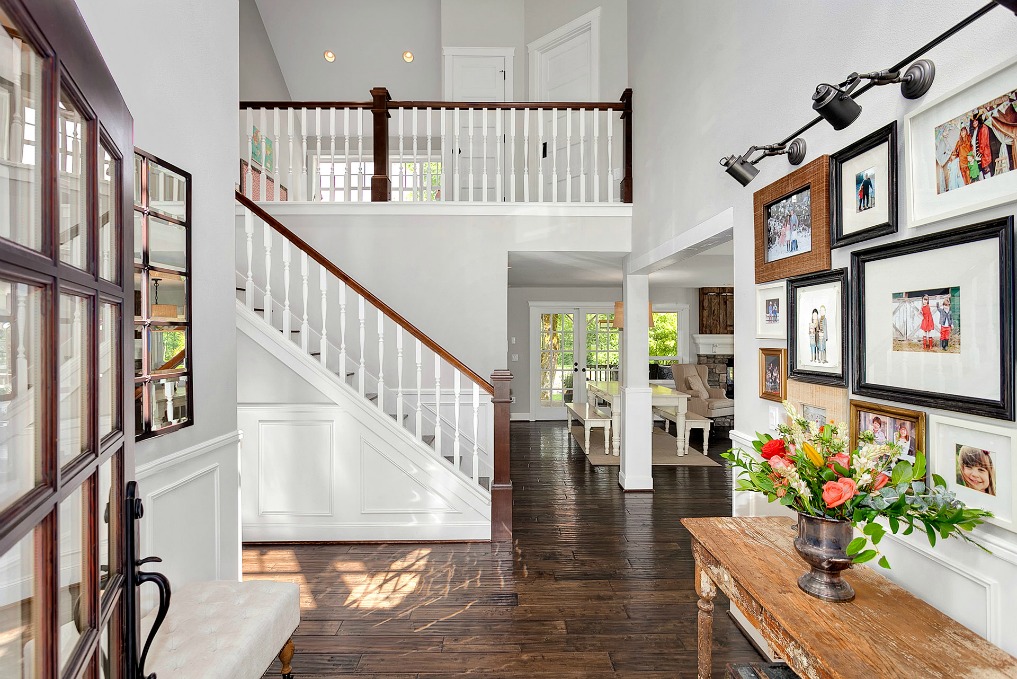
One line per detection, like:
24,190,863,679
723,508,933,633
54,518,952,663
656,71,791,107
491,370,513,541
370,87,392,201
620,88,633,204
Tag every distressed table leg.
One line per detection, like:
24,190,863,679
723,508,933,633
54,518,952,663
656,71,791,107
695,563,717,679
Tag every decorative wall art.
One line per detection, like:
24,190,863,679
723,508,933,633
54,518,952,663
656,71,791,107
786,379,848,428
849,400,926,474
758,347,787,403
830,122,898,247
754,155,831,283
851,217,1014,420
905,55,1017,228
787,268,848,387
755,280,787,339
929,413,1016,532
251,125,264,167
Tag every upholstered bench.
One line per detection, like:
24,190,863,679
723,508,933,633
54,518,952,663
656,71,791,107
140,580,300,679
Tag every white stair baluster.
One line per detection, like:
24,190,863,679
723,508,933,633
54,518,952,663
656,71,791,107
607,109,615,203
287,108,295,200
318,266,328,366
258,108,267,200
313,108,321,200
357,108,365,201
376,308,385,411
433,356,441,457
300,252,309,351
452,109,460,202
396,329,404,426
439,108,447,202
509,109,517,202
244,109,253,198
411,107,418,201
522,109,529,202
552,108,559,202
343,108,351,202
425,108,432,201
328,107,336,202
580,109,587,203
281,240,291,337
244,210,254,309
537,109,544,202
262,220,273,326
358,296,366,394
481,108,489,200
468,109,475,201
593,109,601,203
396,107,405,201
565,108,572,203
272,108,281,201
472,383,480,483
453,370,461,469
301,108,310,200
338,281,347,373
415,340,423,440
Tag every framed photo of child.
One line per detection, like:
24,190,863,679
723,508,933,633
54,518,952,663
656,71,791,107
787,268,848,387
929,413,1016,532
851,217,1015,421
848,399,926,477
830,122,898,248
755,280,787,339
758,348,787,403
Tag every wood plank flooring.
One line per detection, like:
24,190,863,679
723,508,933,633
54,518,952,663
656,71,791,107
245,422,763,677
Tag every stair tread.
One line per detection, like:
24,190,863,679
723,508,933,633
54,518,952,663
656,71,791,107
366,393,378,401
422,435,435,446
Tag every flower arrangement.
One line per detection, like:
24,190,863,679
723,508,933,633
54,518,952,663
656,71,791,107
722,402,993,568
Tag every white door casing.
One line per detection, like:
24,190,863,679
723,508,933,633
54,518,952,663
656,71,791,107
527,8,600,102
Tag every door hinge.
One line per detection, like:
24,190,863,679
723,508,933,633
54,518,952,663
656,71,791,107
500,69,506,80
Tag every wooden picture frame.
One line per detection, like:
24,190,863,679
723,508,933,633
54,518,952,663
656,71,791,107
787,268,848,387
851,217,1015,420
787,380,848,427
755,280,787,339
754,155,831,283
849,400,926,476
830,122,898,248
759,347,787,402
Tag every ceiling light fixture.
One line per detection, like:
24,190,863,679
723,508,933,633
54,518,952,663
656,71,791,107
323,50,336,63
719,138,807,186
402,51,414,63
812,59,936,130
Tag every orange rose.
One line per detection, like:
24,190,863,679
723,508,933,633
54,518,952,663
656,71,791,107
826,453,851,474
872,473,890,491
822,477,859,509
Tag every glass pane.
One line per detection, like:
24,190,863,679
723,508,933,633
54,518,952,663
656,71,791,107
59,485,88,670
148,216,186,272
0,531,34,677
100,603,120,679
0,8,43,251
99,304,119,440
0,281,41,513
133,324,143,375
59,90,89,270
133,154,142,206
150,325,186,373
59,294,91,465
148,272,186,322
148,161,186,221
151,374,188,429
134,384,144,437
133,269,144,320
133,211,143,264
98,454,117,600
99,144,119,283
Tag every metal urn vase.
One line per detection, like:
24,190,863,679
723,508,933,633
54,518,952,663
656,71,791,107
793,513,855,603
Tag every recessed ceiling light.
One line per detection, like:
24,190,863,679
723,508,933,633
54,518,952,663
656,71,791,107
323,50,336,63
402,51,414,63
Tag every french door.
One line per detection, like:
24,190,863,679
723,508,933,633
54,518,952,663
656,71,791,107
531,305,619,420
0,1,133,678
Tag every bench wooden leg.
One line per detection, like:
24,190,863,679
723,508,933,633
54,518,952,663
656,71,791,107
584,424,591,452
279,637,295,679
702,425,710,455
603,423,610,453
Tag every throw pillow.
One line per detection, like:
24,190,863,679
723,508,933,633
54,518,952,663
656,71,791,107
685,373,710,399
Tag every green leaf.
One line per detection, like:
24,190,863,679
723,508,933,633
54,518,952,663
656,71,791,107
932,473,948,489
912,452,926,481
862,523,880,537
853,549,878,564
752,440,764,454
847,537,867,556
891,460,914,486
820,468,838,482
888,517,900,533
924,521,937,547
832,462,851,477
878,556,891,569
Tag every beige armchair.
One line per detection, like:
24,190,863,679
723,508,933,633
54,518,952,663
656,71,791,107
670,362,734,420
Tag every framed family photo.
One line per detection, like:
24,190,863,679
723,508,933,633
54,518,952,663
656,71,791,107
851,217,1015,420
755,280,787,339
759,348,787,403
754,155,831,283
849,400,926,474
905,55,1017,228
928,413,1016,532
830,122,898,248
787,268,848,387
787,380,848,428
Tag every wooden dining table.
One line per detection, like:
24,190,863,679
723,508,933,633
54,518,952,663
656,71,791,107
585,381,690,456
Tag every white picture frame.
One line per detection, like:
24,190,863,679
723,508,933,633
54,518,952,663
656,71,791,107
754,280,786,339
928,413,1016,532
905,55,1017,228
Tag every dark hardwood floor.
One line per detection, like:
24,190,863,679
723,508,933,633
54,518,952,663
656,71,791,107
246,421,763,677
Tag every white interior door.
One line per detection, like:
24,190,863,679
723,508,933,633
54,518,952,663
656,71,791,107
447,53,508,202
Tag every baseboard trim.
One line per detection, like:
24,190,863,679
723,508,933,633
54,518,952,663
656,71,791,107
510,412,533,421
136,430,242,477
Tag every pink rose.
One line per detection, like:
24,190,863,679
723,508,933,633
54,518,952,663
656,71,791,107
822,477,859,509
872,474,890,491
827,453,851,474
769,455,791,472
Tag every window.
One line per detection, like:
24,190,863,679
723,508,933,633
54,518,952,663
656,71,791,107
134,149,192,439
316,157,442,202
649,312,680,364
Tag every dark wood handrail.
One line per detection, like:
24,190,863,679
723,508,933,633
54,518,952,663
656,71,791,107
134,349,187,398
240,100,372,110
236,190,494,394
389,100,624,111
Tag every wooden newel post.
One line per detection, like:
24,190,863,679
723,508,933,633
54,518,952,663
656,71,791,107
620,88,633,204
491,370,513,541
370,87,391,202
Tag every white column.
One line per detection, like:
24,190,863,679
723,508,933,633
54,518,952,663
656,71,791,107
619,272,652,491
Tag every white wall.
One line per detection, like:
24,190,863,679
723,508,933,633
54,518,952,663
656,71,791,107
255,0,442,101
629,0,1017,654
240,0,291,101
507,285,698,416
524,0,628,101
440,0,526,101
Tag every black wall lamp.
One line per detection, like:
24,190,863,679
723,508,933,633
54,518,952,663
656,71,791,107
812,60,936,130
720,138,807,187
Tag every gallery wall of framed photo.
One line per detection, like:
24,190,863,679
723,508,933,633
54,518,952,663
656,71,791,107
750,53,1017,541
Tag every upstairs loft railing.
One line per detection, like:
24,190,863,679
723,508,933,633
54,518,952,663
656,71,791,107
239,87,633,205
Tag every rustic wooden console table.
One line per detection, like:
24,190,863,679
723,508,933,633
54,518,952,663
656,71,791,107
682,516,1017,679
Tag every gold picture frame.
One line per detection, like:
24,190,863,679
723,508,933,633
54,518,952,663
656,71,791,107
759,348,787,403
849,399,926,465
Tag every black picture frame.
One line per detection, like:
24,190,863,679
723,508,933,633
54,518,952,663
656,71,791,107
787,268,849,387
851,217,1015,421
830,122,898,249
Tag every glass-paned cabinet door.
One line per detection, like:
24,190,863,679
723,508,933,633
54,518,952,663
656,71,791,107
99,142,120,283
58,88,91,270
0,532,35,677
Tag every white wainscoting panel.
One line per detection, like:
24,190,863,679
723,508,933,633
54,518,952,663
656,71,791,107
258,420,335,516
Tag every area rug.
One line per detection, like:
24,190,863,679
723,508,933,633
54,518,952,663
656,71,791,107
570,425,721,467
